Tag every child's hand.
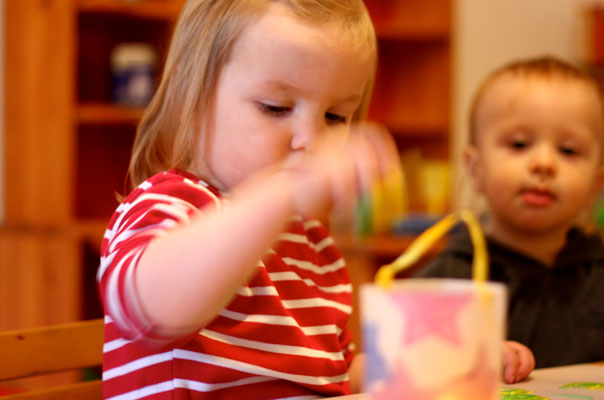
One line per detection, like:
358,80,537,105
283,122,401,219
502,340,535,383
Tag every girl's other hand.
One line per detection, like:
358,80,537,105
502,340,535,383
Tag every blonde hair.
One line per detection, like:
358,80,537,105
469,55,604,145
128,0,377,188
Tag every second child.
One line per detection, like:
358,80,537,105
417,56,604,375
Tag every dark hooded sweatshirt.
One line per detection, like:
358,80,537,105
415,226,604,369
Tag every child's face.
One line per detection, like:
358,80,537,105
197,3,373,191
467,75,604,236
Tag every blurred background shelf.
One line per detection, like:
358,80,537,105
74,219,108,246
77,102,144,125
366,0,451,162
4,0,181,331
365,0,451,40
78,0,184,20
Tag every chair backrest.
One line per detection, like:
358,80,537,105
0,318,104,400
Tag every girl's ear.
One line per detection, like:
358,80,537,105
463,145,483,193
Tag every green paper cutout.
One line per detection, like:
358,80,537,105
355,194,372,235
500,387,551,399
560,382,604,391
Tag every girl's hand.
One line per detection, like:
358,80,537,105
502,340,535,383
284,122,401,219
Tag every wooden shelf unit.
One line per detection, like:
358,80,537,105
79,0,183,19
365,0,452,160
78,102,145,126
366,0,451,38
74,1,183,225
4,0,184,330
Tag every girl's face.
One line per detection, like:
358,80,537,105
467,75,604,239
196,2,373,191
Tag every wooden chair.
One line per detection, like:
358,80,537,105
0,318,104,400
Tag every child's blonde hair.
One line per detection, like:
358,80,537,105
469,55,604,146
128,0,377,188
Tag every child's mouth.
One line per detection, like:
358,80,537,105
521,189,554,206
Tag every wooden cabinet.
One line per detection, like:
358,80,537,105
365,0,452,159
0,228,80,330
3,0,183,329
4,0,451,333
75,1,182,229
4,1,78,330
6,0,182,236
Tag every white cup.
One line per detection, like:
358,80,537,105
361,278,506,400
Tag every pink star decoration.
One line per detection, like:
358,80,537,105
372,345,498,400
390,291,473,347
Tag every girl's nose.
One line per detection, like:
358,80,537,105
290,120,322,151
529,144,557,177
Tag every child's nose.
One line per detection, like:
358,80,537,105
290,120,323,151
529,144,557,176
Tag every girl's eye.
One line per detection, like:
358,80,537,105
258,103,291,116
325,112,347,125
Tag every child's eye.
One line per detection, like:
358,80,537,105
258,103,291,116
559,145,579,156
508,139,528,150
325,112,347,125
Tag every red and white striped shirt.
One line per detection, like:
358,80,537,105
98,169,355,399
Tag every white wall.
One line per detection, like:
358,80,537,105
453,0,597,210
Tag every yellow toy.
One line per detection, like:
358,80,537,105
356,166,408,235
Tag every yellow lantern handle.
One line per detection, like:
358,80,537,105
375,210,488,287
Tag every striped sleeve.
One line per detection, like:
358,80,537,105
97,173,221,347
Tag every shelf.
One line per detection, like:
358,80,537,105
75,125,134,220
77,13,171,104
370,112,449,136
336,234,416,258
364,0,451,40
336,233,446,258
78,0,184,20
376,28,450,42
368,41,451,150
74,219,107,248
588,7,604,64
77,102,143,125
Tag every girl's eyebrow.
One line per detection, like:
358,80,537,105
259,80,362,104
259,80,299,95
336,93,363,104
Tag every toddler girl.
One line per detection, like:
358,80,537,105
98,0,399,398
